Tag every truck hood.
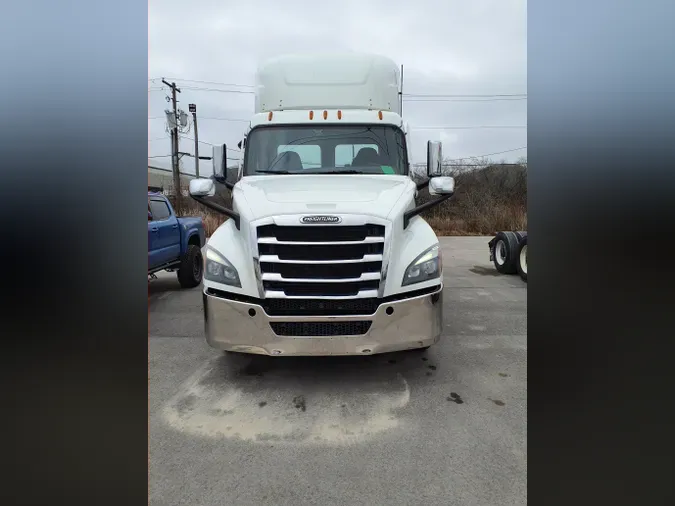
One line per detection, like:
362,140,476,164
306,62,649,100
235,175,412,220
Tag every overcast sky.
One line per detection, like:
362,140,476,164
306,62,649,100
149,0,526,174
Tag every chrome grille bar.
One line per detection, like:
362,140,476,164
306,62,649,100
261,272,381,283
264,289,380,299
258,254,383,264
257,236,384,245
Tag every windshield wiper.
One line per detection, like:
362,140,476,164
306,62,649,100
255,169,364,175
318,170,363,174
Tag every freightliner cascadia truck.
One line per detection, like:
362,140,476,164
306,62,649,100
189,52,455,356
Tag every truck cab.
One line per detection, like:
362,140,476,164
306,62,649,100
189,52,454,356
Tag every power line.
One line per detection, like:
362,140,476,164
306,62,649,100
193,116,250,122
175,86,254,94
148,85,253,95
155,85,527,99
180,134,213,146
148,115,250,123
155,77,254,88
149,152,239,162
445,146,527,162
150,76,526,100
155,83,524,100
179,134,241,152
150,78,525,98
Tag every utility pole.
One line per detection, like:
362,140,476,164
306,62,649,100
189,103,199,178
162,79,182,207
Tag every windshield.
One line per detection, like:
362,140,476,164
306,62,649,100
243,125,409,176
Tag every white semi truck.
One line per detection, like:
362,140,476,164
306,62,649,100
189,52,455,356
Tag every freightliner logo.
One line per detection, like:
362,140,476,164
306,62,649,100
300,215,342,224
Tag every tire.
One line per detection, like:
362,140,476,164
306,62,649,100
177,244,203,288
514,231,528,243
517,235,528,282
491,231,519,274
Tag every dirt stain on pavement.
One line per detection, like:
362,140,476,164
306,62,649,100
163,359,412,446
447,393,464,404
175,394,198,414
293,395,307,412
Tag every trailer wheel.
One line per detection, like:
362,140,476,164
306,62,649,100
491,231,519,274
517,235,527,282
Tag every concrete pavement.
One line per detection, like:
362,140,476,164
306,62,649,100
149,236,527,506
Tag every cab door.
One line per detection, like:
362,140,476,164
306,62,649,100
149,197,181,265
148,199,162,269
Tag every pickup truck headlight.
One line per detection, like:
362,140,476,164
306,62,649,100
204,246,241,287
402,244,441,286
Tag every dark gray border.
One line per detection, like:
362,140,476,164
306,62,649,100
529,1,675,504
1,2,148,505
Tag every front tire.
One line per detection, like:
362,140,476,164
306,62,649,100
492,231,519,274
177,244,203,288
517,236,527,282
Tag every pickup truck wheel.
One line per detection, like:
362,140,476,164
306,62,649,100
492,231,519,274
177,244,203,288
517,235,527,282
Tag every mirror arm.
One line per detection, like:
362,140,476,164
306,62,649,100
416,180,429,191
213,175,234,190
190,195,241,230
403,193,453,230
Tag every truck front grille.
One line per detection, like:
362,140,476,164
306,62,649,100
256,223,385,299
270,321,372,337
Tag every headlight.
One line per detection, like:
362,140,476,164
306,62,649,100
402,244,441,286
204,246,241,287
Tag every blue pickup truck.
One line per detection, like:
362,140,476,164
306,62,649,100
148,188,206,288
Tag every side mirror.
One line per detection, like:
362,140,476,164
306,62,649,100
429,176,455,196
427,141,442,177
189,178,216,197
212,144,226,178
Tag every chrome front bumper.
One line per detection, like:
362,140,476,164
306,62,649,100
202,287,443,356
